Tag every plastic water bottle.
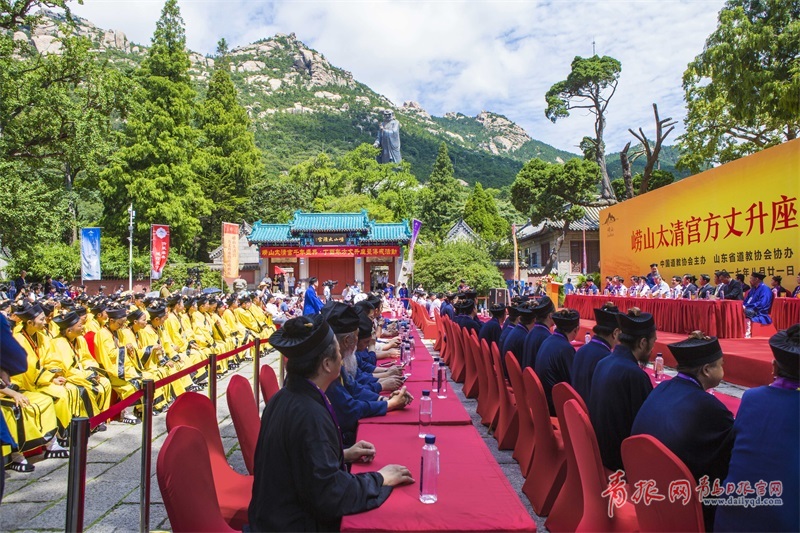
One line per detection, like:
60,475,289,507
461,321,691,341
404,342,412,377
719,290,724,300
431,357,440,392
654,353,664,382
418,390,432,438
437,362,448,399
584,332,591,345
419,435,439,504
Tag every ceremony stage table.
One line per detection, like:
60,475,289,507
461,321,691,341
772,297,800,331
565,294,746,338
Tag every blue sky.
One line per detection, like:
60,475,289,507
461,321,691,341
71,0,727,154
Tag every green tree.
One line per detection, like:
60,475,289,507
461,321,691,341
413,242,505,295
98,0,210,257
545,55,622,201
611,169,675,200
312,194,395,222
247,173,312,223
511,158,600,274
194,59,262,257
418,142,462,240
462,182,510,246
679,0,799,172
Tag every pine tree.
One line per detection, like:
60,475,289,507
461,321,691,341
194,44,262,257
418,142,462,240
463,182,509,243
98,0,210,257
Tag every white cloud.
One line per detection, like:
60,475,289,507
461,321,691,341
69,0,726,154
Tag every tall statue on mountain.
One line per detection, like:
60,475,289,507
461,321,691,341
374,109,402,164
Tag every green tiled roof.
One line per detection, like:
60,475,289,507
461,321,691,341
248,223,299,244
363,222,412,244
290,210,370,233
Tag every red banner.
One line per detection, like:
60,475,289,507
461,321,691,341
151,225,170,280
260,246,400,258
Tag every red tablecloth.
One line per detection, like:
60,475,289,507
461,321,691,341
341,424,537,532
564,294,746,338
772,297,800,331
367,380,471,426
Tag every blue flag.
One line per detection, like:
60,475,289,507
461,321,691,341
81,228,101,280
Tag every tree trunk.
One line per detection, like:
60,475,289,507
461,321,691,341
594,113,616,201
620,142,635,199
630,103,676,195
541,220,569,276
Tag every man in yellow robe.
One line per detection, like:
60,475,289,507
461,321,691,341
147,303,198,395
119,310,171,412
163,295,208,385
93,306,141,424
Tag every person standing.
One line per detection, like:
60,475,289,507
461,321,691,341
303,278,325,316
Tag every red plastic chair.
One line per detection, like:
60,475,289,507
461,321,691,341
259,364,280,405
437,313,450,363
622,435,705,532
521,368,566,516
462,331,481,398
476,339,496,425
226,375,261,476
563,400,639,532
166,392,252,530
506,354,536,477
433,309,443,352
546,382,590,533
158,426,237,532
493,350,518,450
483,341,502,429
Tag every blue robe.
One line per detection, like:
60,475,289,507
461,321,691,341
498,320,515,355
500,323,528,378
303,285,324,316
571,336,612,404
534,331,576,415
326,371,387,447
632,377,734,531
588,344,653,471
521,323,551,372
440,302,455,320
457,314,483,337
478,317,502,349
744,282,773,324
714,385,799,532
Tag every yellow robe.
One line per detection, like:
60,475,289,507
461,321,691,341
12,330,80,433
118,327,170,409
1,389,59,453
150,324,193,397
93,327,139,400
83,316,101,334
46,336,112,417
164,311,208,383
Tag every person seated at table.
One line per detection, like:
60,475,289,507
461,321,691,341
718,270,744,300
603,276,614,294
563,278,575,294
612,276,628,296
770,275,788,297
697,274,714,299
650,275,670,298
323,306,411,446
667,276,683,299
681,274,698,298
535,308,581,415
737,273,751,297
498,302,520,350
743,271,773,325
583,279,599,294
792,274,800,298
572,303,619,404
644,263,660,288
452,298,482,337
714,324,799,533
521,296,555,372
479,303,505,349
589,308,655,472
631,331,734,531
439,292,455,320
501,302,536,378
249,314,414,531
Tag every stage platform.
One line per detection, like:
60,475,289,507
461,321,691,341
577,319,773,389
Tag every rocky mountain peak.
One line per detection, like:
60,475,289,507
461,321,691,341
475,111,532,154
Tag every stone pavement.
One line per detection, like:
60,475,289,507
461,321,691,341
1,338,745,532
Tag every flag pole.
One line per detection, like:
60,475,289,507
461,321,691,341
128,204,135,292
512,223,519,283
150,224,154,291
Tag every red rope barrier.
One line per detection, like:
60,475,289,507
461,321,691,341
86,341,257,429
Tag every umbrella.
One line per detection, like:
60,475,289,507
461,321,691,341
274,265,287,275
202,287,223,294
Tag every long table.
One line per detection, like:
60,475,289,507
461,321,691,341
564,294,746,338
343,323,536,532
772,297,800,331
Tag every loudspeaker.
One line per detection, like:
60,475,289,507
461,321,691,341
488,288,508,307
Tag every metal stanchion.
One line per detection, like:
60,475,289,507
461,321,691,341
208,352,218,412
253,338,261,402
139,380,154,533
65,417,90,533
278,351,285,387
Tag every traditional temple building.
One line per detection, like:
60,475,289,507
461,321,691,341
248,211,411,292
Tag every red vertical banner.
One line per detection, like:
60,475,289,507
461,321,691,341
151,225,170,280
222,223,240,284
